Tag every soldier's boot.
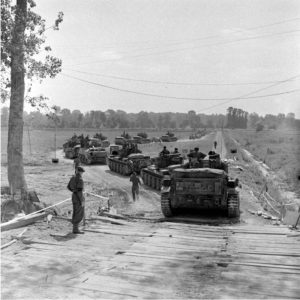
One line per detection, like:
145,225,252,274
73,224,84,234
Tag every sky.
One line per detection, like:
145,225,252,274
28,0,300,117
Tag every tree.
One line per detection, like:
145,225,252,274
2,0,63,196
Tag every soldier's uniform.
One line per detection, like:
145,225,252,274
71,167,85,234
160,146,170,156
130,172,141,201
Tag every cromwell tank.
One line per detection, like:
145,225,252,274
140,153,184,190
160,155,240,218
78,147,107,165
160,131,178,142
107,142,151,176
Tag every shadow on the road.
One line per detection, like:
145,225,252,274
50,233,78,242
164,208,241,225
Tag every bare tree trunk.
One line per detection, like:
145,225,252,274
7,0,27,196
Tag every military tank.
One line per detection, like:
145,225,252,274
160,131,178,142
140,153,184,190
160,153,240,218
78,146,107,165
107,142,151,176
64,145,78,159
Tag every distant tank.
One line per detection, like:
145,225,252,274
78,146,107,165
107,142,151,176
114,136,127,146
160,153,240,218
63,136,81,159
64,145,79,159
63,134,108,159
141,153,184,190
160,131,178,142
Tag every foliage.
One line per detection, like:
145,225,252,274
226,107,248,129
1,0,63,109
256,123,264,132
2,106,299,130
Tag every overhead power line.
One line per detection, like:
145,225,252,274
61,72,300,101
66,28,300,67
65,68,300,87
59,16,300,51
196,74,300,112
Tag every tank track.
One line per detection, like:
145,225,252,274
227,192,240,218
141,171,162,190
161,194,173,217
108,159,131,176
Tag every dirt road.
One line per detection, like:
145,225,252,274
2,131,300,299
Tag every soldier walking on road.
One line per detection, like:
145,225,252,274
68,166,85,234
130,172,141,202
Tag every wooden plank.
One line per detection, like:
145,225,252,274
85,228,152,237
225,264,300,275
69,274,175,298
221,255,300,268
236,250,300,257
145,235,223,246
221,270,300,283
220,272,300,298
221,261,300,270
0,212,47,232
40,283,137,299
120,251,211,263
89,216,134,226
131,242,222,253
151,232,226,241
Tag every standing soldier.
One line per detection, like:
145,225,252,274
160,146,170,156
129,172,141,202
173,148,179,154
68,166,85,234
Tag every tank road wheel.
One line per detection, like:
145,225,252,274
156,178,161,190
154,178,159,190
144,174,148,186
227,193,240,218
161,194,173,217
149,176,152,188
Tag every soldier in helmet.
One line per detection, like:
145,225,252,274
160,146,170,156
68,166,85,234
173,148,179,154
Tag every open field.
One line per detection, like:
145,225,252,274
224,129,300,195
1,128,201,165
1,128,215,206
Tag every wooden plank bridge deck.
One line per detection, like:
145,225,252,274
2,220,300,299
